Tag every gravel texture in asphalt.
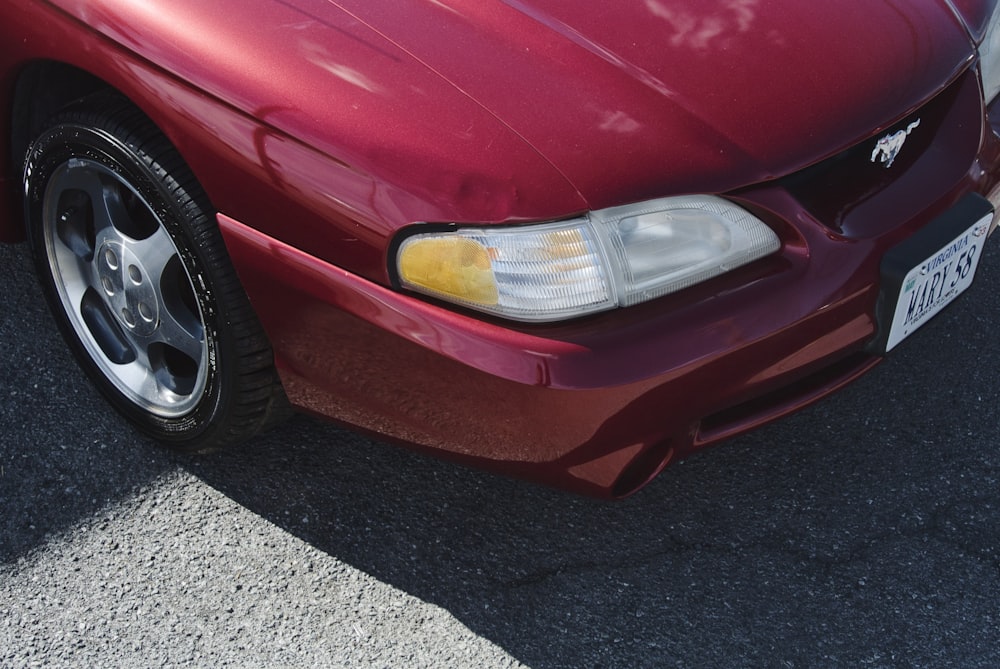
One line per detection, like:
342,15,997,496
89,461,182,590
3,235,1000,668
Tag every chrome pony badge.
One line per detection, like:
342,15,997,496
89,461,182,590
870,119,921,168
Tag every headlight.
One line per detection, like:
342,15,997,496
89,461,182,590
395,195,780,322
979,3,1000,104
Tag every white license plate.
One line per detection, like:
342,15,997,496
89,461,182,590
885,212,992,351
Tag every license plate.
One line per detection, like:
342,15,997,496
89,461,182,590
884,210,992,351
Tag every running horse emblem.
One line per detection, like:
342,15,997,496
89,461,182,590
870,119,921,168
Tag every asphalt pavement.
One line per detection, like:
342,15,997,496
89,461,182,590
3,234,1000,668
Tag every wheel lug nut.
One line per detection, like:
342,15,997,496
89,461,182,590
128,265,142,285
102,277,114,296
105,248,119,270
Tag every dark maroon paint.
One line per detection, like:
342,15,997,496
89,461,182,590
2,0,1000,496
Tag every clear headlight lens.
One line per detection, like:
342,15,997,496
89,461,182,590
396,195,780,322
592,196,781,307
979,3,1000,104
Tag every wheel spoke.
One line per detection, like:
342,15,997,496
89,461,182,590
154,309,205,365
57,161,132,239
128,225,179,287
111,328,198,407
50,239,99,310
111,353,169,405
131,225,206,363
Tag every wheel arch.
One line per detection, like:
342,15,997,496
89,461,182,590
3,60,111,242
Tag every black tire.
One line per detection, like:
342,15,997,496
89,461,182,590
23,93,288,452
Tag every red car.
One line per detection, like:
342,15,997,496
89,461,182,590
2,0,999,497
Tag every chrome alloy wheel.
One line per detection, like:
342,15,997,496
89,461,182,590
42,157,208,417
25,94,288,451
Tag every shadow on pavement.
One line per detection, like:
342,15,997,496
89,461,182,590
5,238,1000,667
189,280,1000,667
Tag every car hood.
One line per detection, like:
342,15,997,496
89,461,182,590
58,0,983,217
329,0,980,208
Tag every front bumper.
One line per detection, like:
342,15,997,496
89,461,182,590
218,69,1000,498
